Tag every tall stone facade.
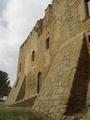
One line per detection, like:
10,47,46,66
6,0,90,119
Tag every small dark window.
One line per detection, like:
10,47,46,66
31,51,35,61
46,37,49,49
86,0,90,16
88,35,90,42
37,72,42,93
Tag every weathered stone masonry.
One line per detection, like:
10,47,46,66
6,0,90,119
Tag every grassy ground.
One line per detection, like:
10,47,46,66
0,106,50,120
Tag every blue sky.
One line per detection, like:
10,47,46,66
0,0,8,16
0,0,52,86
0,0,8,27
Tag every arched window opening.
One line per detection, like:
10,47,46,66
31,51,35,61
20,63,22,72
37,72,42,93
86,0,90,16
46,37,49,50
88,35,90,42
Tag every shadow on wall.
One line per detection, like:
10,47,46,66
16,76,26,102
64,37,89,115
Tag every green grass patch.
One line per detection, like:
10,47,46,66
0,107,49,120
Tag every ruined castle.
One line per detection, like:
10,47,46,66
6,0,90,119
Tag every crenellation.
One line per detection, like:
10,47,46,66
20,39,28,49
45,4,52,13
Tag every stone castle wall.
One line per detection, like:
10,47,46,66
6,0,90,119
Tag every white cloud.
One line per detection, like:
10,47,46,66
0,0,52,86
